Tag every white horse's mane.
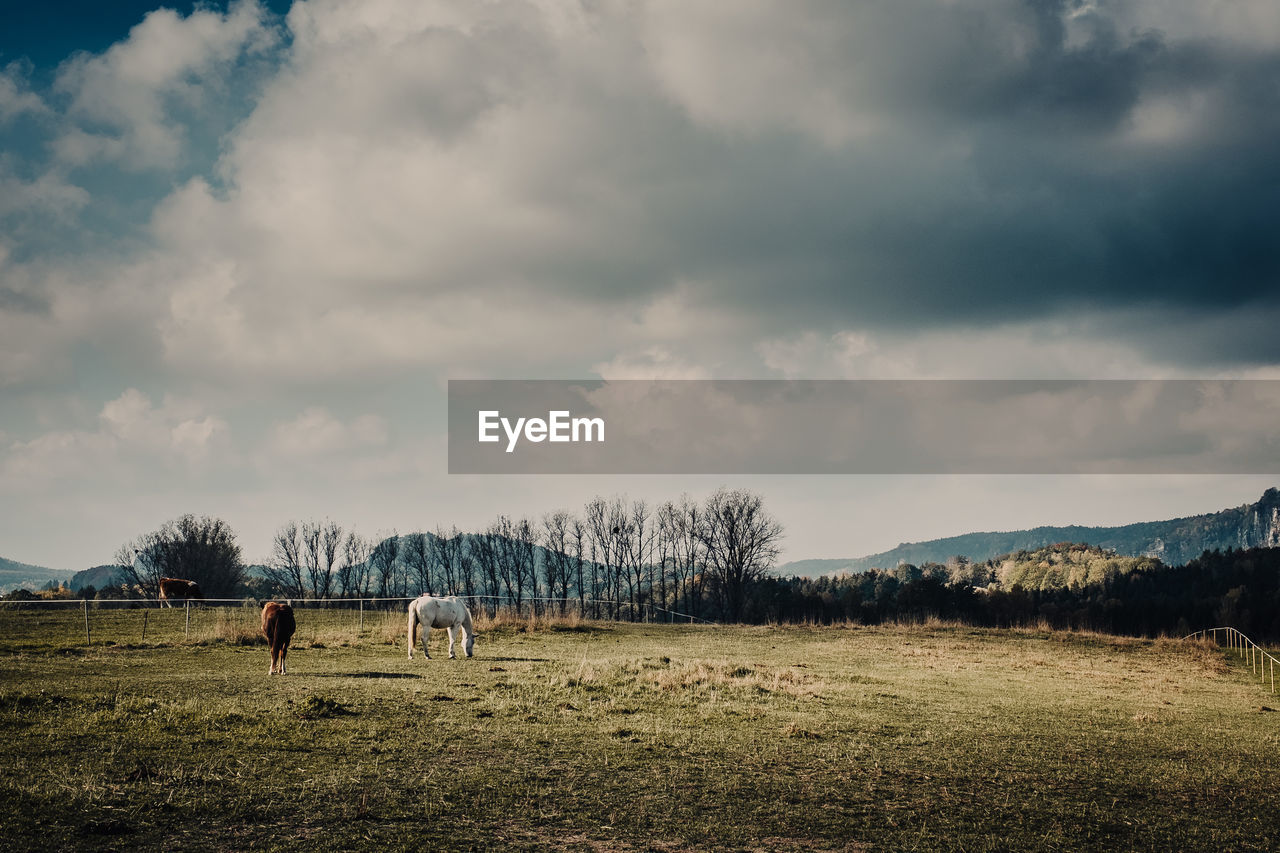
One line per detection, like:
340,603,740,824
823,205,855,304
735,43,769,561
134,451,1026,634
407,595,476,660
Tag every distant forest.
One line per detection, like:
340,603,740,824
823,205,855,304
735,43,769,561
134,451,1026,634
753,545,1280,641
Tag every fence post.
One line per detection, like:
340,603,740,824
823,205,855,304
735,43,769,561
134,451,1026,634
83,599,91,646
185,601,190,639
359,599,364,634
142,610,149,642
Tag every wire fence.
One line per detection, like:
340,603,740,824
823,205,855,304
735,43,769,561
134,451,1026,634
0,594,713,646
1185,626,1277,695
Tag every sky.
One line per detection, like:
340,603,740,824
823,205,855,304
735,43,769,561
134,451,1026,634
1,0,1278,571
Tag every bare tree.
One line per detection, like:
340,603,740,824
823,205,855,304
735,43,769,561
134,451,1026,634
570,517,587,617
620,500,652,621
584,497,607,617
672,494,707,618
512,517,539,616
459,551,478,601
435,525,462,594
115,514,245,600
658,496,701,618
543,511,574,614
699,488,784,622
656,500,678,619
265,521,306,599
317,520,342,600
403,532,433,595
472,527,502,617
608,499,629,618
491,516,535,615
337,531,372,598
300,521,322,598
369,532,400,599
585,496,628,618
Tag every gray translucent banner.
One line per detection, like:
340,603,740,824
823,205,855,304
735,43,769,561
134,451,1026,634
448,379,1280,474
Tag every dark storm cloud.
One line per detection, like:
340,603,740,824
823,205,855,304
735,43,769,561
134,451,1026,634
615,0,1280,361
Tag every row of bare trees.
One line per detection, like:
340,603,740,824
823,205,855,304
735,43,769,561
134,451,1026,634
264,520,374,601
260,487,782,622
112,488,783,622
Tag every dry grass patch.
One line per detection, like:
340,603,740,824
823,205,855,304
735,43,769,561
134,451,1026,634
644,660,825,698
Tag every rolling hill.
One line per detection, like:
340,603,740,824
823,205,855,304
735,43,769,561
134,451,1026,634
0,556,74,593
778,488,1280,578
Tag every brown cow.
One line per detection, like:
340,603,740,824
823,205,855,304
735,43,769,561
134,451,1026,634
158,577,202,608
261,602,296,676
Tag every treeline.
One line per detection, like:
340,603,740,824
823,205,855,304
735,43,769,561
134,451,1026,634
747,546,1280,641
31,494,1280,640
106,488,783,623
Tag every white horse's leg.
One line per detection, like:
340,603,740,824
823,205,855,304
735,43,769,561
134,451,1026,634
460,611,475,657
448,624,458,659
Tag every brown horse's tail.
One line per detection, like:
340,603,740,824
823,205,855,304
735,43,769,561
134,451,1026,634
277,604,295,641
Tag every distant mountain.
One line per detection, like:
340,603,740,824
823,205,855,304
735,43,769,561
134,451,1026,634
777,488,1280,578
68,565,129,592
775,558,869,579
0,556,74,593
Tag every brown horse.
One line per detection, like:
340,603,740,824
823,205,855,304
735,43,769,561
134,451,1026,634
261,602,296,675
158,577,202,608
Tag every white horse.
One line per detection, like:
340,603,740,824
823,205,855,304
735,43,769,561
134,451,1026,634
407,595,475,660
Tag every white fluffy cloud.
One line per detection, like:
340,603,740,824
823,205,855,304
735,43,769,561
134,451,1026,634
52,0,275,170
0,65,49,123
0,172,88,220
3,389,228,489
268,407,388,457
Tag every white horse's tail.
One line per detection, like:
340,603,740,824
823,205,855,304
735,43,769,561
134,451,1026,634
407,600,419,660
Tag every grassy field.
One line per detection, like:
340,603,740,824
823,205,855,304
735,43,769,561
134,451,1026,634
0,605,1277,851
